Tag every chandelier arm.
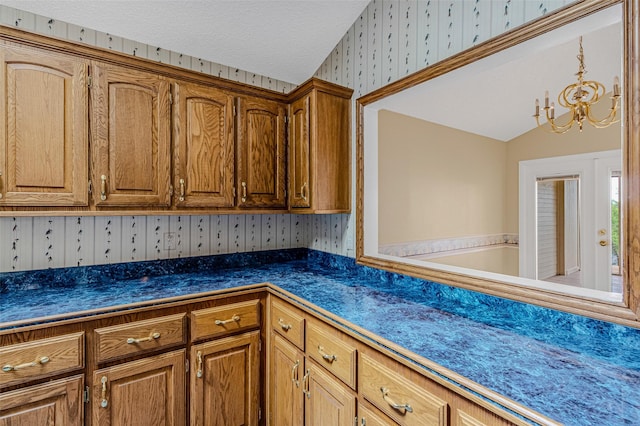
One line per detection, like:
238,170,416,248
584,104,620,127
546,109,575,132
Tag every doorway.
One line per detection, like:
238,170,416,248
519,150,621,293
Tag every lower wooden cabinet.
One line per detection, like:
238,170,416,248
190,330,260,426
268,296,533,426
92,349,186,426
304,361,356,426
269,333,305,426
0,375,84,425
270,332,355,426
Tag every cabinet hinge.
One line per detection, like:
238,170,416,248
233,105,237,116
233,187,236,198
258,407,262,421
83,386,90,403
169,93,173,105
185,359,189,373
285,115,289,125
169,185,174,198
259,338,262,352
88,180,92,195
87,75,92,88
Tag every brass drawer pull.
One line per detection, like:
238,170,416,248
179,178,185,202
215,314,240,326
380,387,413,414
0,170,3,199
241,181,247,203
196,351,203,378
126,332,161,344
100,175,107,201
278,318,292,331
2,356,50,372
291,359,300,387
100,376,108,408
317,345,337,363
301,182,308,201
302,369,310,399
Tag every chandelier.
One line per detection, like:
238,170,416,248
533,36,621,134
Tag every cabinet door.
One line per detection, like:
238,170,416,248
269,334,304,426
173,81,235,208
191,330,260,426
236,96,286,208
92,349,185,426
0,44,88,206
288,94,311,208
358,402,398,426
90,62,171,207
0,375,83,425
304,361,356,426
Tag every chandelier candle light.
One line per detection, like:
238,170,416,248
533,36,621,134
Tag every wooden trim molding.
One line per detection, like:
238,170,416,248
356,0,640,327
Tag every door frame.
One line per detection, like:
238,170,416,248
519,149,621,292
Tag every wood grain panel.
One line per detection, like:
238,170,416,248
305,361,356,426
90,62,171,208
236,96,286,209
271,298,305,350
173,81,235,208
0,43,88,206
0,332,84,388
287,79,352,214
289,95,311,208
0,375,83,426
112,84,154,191
269,334,305,426
94,313,186,363
313,90,351,212
14,66,65,187
190,298,260,341
190,331,260,426
92,349,185,426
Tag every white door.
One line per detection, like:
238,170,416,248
519,150,621,293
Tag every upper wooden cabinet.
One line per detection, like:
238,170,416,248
0,30,354,214
90,62,171,208
288,79,353,213
236,96,287,209
0,43,88,206
173,81,235,208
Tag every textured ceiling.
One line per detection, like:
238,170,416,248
0,0,369,84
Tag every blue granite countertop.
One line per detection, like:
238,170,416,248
1,249,639,425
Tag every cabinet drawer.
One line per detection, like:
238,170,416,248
271,299,305,350
94,313,186,363
191,299,260,341
306,320,356,389
0,332,84,387
360,352,448,426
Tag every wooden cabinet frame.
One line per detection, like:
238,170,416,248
0,27,353,215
